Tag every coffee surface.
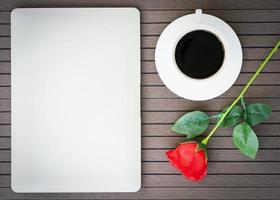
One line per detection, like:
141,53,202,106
175,30,224,79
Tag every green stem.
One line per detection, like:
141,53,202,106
240,96,247,121
202,40,280,145
208,114,222,119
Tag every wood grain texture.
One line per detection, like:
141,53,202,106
0,87,10,99
142,22,280,36
141,98,280,111
141,124,280,137
0,0,280,11
141,10,280,23
141,35,280,48
141,112,280,124
142,86,280,98
141,137,280,149
141,73,280,86
3,9,280,24
0,188,280,199
143,149,280,161
1,0,280,199
141,60,280,73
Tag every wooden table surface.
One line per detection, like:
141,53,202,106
1,0,280,199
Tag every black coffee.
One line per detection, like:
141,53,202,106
175,30,224,79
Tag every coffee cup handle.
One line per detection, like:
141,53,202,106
195,9,203,23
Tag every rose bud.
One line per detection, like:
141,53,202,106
166,141,208,181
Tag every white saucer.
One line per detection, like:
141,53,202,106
155,9,242,101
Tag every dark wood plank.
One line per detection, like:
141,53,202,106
141,98,280,111
143,175,280,187
141,136,280,149
0,87,10,99
142,60,280,73
0,175,9,187
143,149,280,162
0,138,10,149
2,10,280,23
0,99,10,111
1,149,280,162
0,25,10,36
0,125,10,136
141,124,280,137
0,38,10,49
0,75,9,86
142,86,280,98
0,62,10,74
0,163,9,174
141,10,280,23
141,73,280,86
0,113,10,124
0,150,10,161
0,12,10,23
141,111,280,124
0,187,280,199
142,22,280,35
0,50,10,61
1,1,280,11
143,162,280,174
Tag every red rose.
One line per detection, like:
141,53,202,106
166,141,208,181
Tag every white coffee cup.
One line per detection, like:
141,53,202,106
155,9,242,101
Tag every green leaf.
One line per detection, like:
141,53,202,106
233,122,259,159
171,111,209,138
218,105,243,128
247,103,272,126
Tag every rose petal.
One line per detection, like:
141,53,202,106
166,142,208,182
